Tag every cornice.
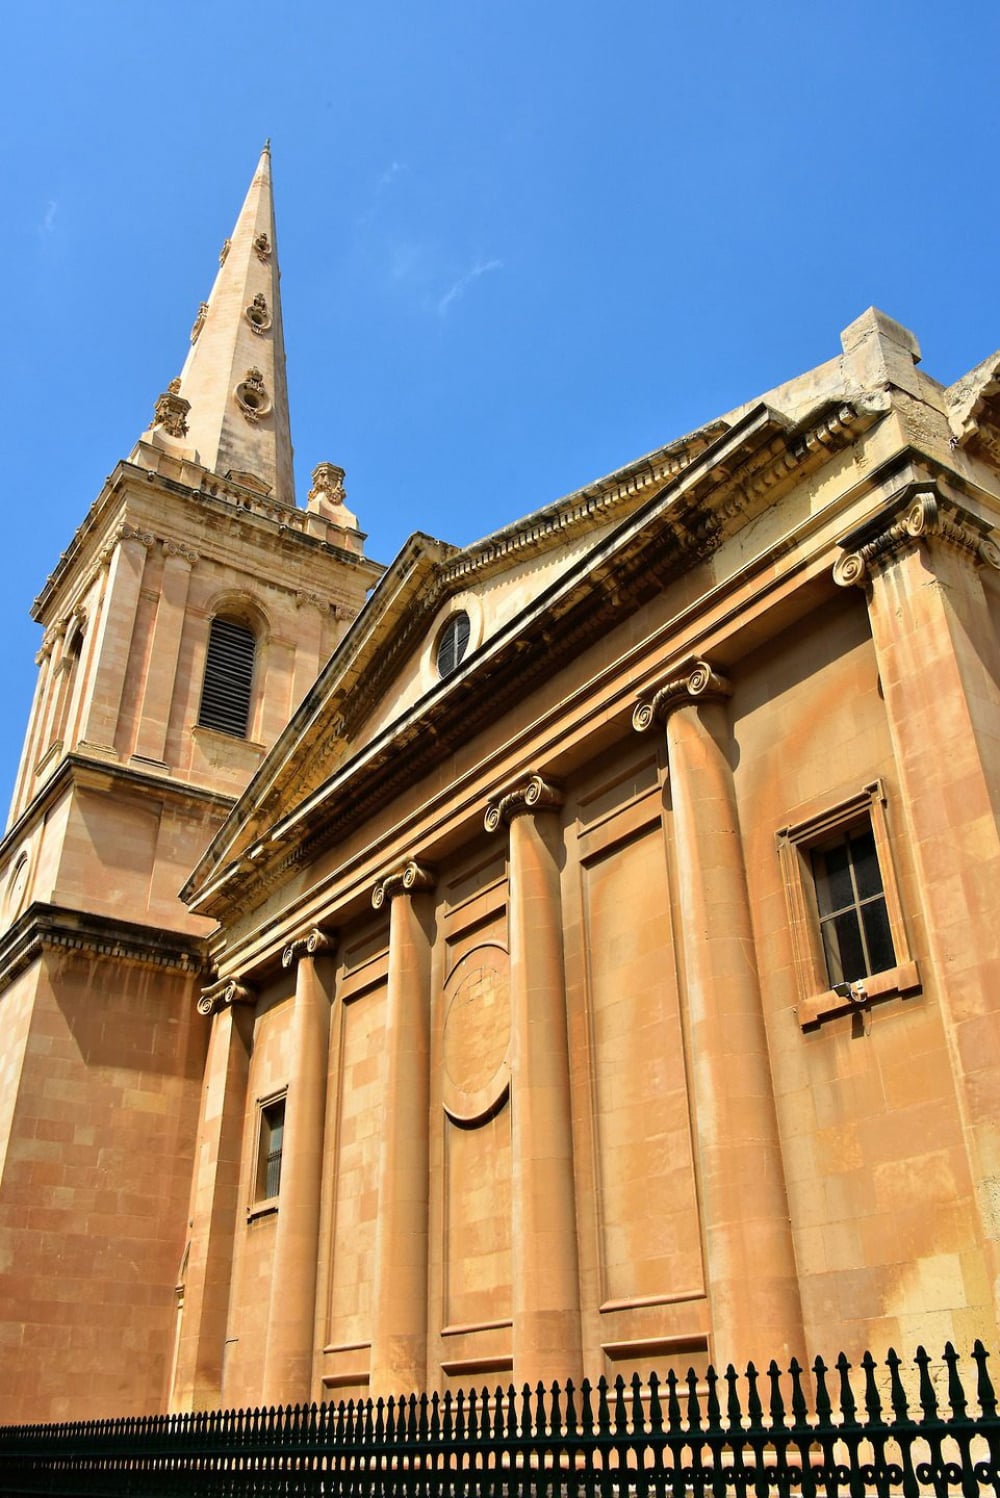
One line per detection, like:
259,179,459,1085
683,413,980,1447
0,753,236,873
0,903,207,995
187,396,879,919
31,459,384,625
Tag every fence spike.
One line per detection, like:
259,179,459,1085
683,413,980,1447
915,1345,938,1424
836,1352,859,1428
550,1380,563,1438
506,1383,518,1441
686,1366,702,1434
565,1377,578,1438
943,1341,968,1422
597,1375,612,1435
789,1358,809,1429
666,1368,682,1434
581,1377,595,1437
973,1340,998,1419
536,1380,549,1436
455,1387,466,1443
724,1364,743,1433
631,1371,646,1436
767,1360,787,1431
441,1389,453,1443
745,1362,764,1432
519,1383,533,1440
886,1347,912,1425
614,1374,629,1435
812,1355,832,1425
860,1350,884,1427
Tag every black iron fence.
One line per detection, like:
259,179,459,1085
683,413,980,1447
2,1342,1000,1496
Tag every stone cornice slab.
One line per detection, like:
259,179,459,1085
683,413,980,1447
0,903,207,995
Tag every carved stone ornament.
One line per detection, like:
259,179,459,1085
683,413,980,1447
152,378,190,438
162,540,198,566
281,926,336,967
833,492,1000,587
371,860,435,910
632,659,732,732
253,232,271,263
308,462,347,506
234,367,271,425
197,977,255,1017
190,301,209,344
484,774,564,833
219,238,232,266
245,292,271,335
116,522,156,549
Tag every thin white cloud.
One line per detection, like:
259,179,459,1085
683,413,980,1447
39,200,58,235
436,257,503,316
377,160,404,192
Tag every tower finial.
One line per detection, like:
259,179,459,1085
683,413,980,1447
136,146,294,504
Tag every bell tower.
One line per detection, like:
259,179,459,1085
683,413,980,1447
0,147,381,1423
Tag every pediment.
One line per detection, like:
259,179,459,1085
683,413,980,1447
947,352,1000,465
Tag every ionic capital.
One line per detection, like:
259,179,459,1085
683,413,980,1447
632,659,732,733
197,976,256,1017
162,539,199,567
116,521,156,550
281,926,336,967
834,492,1000,587
484,774,564,833
371,860,435,910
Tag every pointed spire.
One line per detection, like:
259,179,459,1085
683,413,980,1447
141,145,295,504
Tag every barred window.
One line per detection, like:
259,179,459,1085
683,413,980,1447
198,617,256,738
436,611,471,679
255,1097,285,1203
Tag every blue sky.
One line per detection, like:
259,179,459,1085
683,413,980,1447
3,1,999,813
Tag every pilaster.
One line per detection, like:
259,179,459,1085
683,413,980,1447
172,984,253,1410
132,542,198,769
485,775,582,1387
261,928,334,1406
368,860,435,1396
835,488,1000,1315
76,524,153,758
634,662,804,1370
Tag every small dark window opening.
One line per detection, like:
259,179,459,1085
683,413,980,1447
436,612,471,679
812,824,896,986
256,1097,285,1201
198,617,256,737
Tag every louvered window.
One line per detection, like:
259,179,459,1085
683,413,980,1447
198,617,256,738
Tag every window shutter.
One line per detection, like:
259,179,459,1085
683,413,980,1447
198,618,256,738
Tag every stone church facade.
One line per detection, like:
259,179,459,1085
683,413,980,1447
0,148,998,1423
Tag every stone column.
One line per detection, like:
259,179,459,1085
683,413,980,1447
634,663,804,1371
132,542,198,768
485,775,581,1387
76,524,153,757
261,928,334,1407
369,860,435,1396
172,980,254,1411
835,490,1000,1307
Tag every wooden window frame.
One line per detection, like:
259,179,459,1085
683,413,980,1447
248,1090,286,1219
776,780,919,1030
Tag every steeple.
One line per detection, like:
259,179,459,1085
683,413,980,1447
138,144,295,504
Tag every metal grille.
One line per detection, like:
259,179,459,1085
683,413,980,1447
198,618,256,738
436,612,471,679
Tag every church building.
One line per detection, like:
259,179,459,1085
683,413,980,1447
0,147,999,1424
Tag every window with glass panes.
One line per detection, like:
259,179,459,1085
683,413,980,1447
811,824,896,985
255,1097,285,1201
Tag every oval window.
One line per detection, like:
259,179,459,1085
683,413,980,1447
436,612,471,679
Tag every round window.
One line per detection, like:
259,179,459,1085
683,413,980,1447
436,611,471,678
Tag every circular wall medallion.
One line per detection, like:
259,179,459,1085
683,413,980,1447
441,942,510,1124
4,851,30,925
234,369,272,423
